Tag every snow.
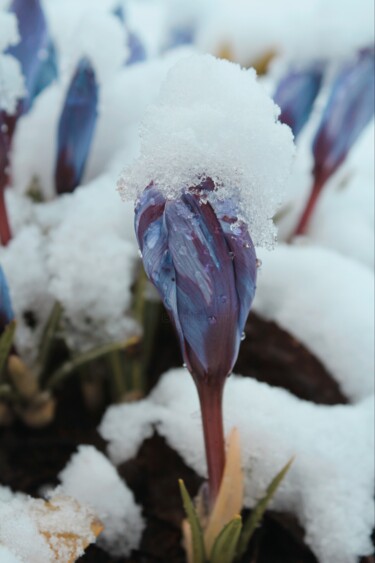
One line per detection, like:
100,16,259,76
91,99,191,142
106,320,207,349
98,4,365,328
0,226,54,368
46,177,139,352
0,487,99,563
196,0,374,66
100,368,375,563
253,244,374,402
119,53,295,248
59,445,145,557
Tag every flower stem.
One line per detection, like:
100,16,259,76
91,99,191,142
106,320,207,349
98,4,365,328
196,379,226,507
292,177,324,238
0,189,12,246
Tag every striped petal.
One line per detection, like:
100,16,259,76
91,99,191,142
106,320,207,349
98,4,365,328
54,58,99,195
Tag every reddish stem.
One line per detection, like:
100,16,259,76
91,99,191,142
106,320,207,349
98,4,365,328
0,189,12,246
196,378,226,506
293,177,325,238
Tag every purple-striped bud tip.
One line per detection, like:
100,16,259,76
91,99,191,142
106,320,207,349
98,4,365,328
274,64,324,139
54,58,99,195
0,265,14,333
135,180,257,384
312,47,374,188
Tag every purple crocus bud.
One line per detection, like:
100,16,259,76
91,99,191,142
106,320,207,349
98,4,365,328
0,265,14,334
135,181,257,384
7,0,57,112
54,58,99,195
274,64,324,139
312,48,374,188
294,48,374,236
0,113,12,246
113,4,146,65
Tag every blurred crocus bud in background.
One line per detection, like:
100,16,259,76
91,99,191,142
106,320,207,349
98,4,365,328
54,58,99,195
274,64,324,139
294,47,375,236
113,4,146,65
0,265,14,333
7,0,58,113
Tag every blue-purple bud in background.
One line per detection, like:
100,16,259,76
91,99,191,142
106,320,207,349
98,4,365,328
312,47,374,188
135,181,257,384
113,4,146,65
274,64,324,139
54,58,99,195
163,27,195,51
0,265,14,334
7,0,58,113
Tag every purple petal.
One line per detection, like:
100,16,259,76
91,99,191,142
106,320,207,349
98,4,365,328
312,48,374,187
274,64,324,138
54,58,99,195
164,193,240,381
7,0,56,112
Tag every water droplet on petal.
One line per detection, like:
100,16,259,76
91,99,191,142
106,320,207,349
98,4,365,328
208,315,217,324
220,294,228,303
241,331,246,341
229,251,235,260
256,258,262,269
182,363,187,368
243,242,250,249
138,250,143,258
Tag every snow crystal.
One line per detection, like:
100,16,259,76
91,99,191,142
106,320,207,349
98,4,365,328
59,445,145,557
100,369,375,563
254,244,374,402
0,226,54,368
0,12,19,52
0,545,22,563
119,53,295,248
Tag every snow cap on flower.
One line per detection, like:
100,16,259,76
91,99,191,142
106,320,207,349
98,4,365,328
119,54,295,248
274,64,324,139
55,57,99,195
0,264,14,332
312,47,375,187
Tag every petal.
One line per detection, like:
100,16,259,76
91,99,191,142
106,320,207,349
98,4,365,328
55,58,99,195
274,64,324,138
164,193,239,381
0,265,14,332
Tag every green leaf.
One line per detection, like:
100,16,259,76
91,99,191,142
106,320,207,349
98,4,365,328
0,321,16,380
237,457,294,557
38,302,62,384
210,515,242,563
178,479,206,563
46,338,139,391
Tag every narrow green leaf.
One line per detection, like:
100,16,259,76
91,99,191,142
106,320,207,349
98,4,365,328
237,457,294,557
178,479,206,563
0,321,16,380
46,338,139,391
210,515,242,563
38,302,62,384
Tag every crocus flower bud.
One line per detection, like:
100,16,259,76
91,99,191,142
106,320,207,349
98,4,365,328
0,265,14,333
7,0,57,112
135,181,257,386
312,48,374,188
274,64,324,139
54,58,99,195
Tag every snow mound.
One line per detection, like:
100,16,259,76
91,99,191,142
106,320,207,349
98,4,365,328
59,445,145,557
119,53,295,248
0,11,24,114
100,369,375,563
254,244,374,402
0,488,100,563
0,226,54,367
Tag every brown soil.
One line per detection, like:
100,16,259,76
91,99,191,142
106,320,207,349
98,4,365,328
0,312,372,562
